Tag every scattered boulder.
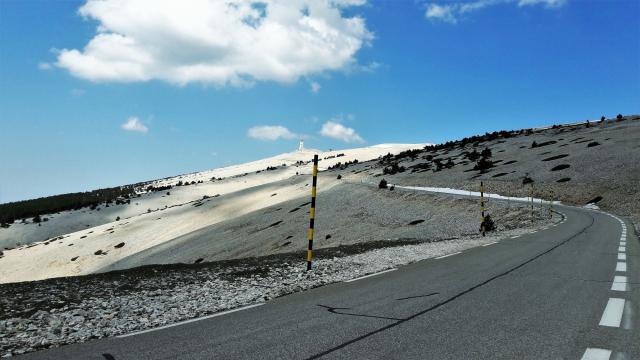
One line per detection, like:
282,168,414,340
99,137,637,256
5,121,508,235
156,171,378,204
587,196,603,204
267,221,283,229
542,154,569,161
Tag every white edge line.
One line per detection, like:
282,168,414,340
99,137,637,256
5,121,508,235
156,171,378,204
581,348,612,360
435,251,462,260
611,282,627,291
345,268,397,283
616,262,627,272
482,241,498,247
117,303,265,338
599,298,625,327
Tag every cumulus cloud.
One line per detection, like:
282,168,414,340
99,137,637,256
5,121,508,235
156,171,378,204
320,121,363,143
425,0,567,23
310,81,321,94
55,0,373,86
121,116,148,133
248,125,297,141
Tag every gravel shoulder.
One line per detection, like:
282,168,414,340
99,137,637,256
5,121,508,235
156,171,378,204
0,211,551,357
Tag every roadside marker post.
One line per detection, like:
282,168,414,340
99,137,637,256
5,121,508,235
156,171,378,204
306,154,318,271
480,181,486,237
529,184,534,217
549,190,554,219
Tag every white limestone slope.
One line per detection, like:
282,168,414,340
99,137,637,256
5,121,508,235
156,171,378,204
0,143,425,283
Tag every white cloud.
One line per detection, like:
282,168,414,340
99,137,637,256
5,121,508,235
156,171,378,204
425,4,458,24
310,81,321,94
121,116,148,133
425,0,567,23
320,120,363,143
248,125,297,141
518,0,566,7
55,0,373,86
38,62,53,70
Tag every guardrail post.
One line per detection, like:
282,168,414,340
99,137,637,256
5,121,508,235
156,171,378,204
307,154,318,271
529,183,534,217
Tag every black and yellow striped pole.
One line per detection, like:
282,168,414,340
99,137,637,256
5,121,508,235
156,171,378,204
307,154,318,271
480,181,486,237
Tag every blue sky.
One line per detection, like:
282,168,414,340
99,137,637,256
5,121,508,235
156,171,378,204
0,0,638,203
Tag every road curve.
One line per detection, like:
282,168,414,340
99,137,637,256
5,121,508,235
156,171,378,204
20,205,637,359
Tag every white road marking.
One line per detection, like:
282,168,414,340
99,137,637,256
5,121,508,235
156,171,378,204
620,242,626,246
599,298,626,327
618,253,626,261
482,242,498,247
611,276,628,292
581,348,612,360
345,268,397,283
117,303,265,338
616,262,627,272
618,246,625,252
435,251,462,260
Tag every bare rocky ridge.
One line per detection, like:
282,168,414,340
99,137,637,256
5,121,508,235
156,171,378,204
357,116,640,232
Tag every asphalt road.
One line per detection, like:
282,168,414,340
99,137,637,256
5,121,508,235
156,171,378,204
21,205,636,359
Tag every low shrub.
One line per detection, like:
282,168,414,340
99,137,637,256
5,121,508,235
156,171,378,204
378,179,388,189
383,163,406,175
474,158,494,172
480,214,496,232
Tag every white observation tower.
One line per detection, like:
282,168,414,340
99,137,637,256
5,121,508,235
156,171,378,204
298,139,305,152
